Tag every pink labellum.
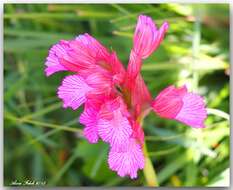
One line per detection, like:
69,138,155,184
98,98,132,148
108,138,144,179
79,99,102,143
57,75,92,110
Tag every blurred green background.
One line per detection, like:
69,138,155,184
4,4,229,187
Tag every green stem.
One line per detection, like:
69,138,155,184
143,142,159,187
207,108,230,120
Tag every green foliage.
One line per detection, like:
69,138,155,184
4,3,229,187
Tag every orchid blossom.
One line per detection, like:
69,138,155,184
45,15,207,179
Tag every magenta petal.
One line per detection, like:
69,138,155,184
131,74,152,116
84,69,113,94
80,102,100,143
97,98,132,148
57,75,92,110
152,85,186,118
125,50,142,84
67,33,110,67
98,109,132,148
152,85,207,128
133,15,169,59
125,15,168,94
45,41,70,76
109,51,126,84
175,93,207,128
108,138,144,179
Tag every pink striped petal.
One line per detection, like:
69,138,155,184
132,122,144,144
45,40,70,76
125,15,168,94
97,98,132,148
125,50,142,85
175,93,207,128
98,110,132,148
84,68,113,94
109,52,126,84
133,15,169,59
62,33,110,71
152,85,207,128
108,138,144,179
75,33,110,59
57,75,92,110
131,74,152,116
79,100,101,143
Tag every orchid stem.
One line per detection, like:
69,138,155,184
143,142,159,187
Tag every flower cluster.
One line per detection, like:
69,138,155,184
45,15,207,179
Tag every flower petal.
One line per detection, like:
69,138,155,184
84,68,113,94
109,51,126,84
126,15,168,92
108,138,144,179
57,75,92,110
132,121,144,144
79,100,101,143
175,93,207,128
45,40,70,76
131,74,152,116
97,98,132,148
152,85,207,128
125,50,142,84
133,15,169,59
61,33,111,72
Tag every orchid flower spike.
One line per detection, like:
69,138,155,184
45,14,207,179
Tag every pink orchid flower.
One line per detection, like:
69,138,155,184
45,15,207,179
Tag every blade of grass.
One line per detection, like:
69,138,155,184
145,133,185,141
115,17,192,31
158,150,192,184
110,9,155,23
112,31,133,38
5,113,82,133
18,124,58,175
4,28,73,39
148,146,180,157
18,96,57,109
21,102,62,120
76,10,118,19
48,148,79,185
90,147,107,178
110,4,130,14
4,12,78,20
26,118,80,146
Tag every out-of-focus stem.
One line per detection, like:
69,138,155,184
207,108,230,120
143,142,159,187
139,112,158,186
